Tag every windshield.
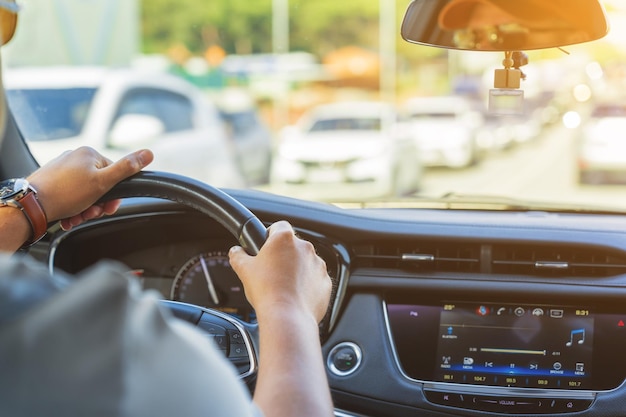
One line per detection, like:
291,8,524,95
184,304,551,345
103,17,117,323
3,0,626,211
6,88,96,141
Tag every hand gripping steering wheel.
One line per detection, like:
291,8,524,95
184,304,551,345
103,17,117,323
101,170,267,380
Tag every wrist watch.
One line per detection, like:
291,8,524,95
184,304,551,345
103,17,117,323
0,178,48,245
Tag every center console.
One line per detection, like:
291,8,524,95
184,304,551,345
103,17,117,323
386,300,626,414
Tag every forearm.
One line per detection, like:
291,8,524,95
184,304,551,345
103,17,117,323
253,307,334,417
0,207,32,252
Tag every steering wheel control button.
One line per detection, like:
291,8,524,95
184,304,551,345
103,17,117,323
229,344,248,358
228,329,245,344
550,399,593,413
197,321,228,351
424,391,465,407
187,310,253,376
327,342,362,376
197,318,249,359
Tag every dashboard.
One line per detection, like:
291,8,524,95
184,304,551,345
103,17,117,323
37,190,626,417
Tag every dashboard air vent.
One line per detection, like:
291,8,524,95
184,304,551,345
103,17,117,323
491,244,626,277
353,240,626,278
353,241,481,273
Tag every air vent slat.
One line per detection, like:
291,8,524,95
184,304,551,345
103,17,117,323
402,254,435,262
535,261,569,270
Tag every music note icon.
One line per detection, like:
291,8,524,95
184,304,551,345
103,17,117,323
566,329,585,347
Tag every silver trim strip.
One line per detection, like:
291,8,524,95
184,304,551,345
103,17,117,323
334,409,369,417
382,300,413,381
289,227,351,333
422,382,596,399
327,242,351,332
535,261,569,269
402,253,434,262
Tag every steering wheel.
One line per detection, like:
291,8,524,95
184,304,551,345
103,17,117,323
100,170,267,380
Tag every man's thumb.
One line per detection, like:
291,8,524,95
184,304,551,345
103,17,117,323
107,149,154,180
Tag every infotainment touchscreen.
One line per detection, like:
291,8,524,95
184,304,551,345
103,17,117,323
433,303,593,389
386,300,626,391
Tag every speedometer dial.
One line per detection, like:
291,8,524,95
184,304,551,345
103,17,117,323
170,251,255,322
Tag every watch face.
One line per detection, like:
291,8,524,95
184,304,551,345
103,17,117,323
0,178,28,200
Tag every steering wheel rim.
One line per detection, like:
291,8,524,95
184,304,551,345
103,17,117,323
98,171,267,255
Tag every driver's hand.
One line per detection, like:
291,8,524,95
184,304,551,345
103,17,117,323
229,221,332,324
27,146,154,230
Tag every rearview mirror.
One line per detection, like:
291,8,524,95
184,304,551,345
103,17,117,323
401,0,609,52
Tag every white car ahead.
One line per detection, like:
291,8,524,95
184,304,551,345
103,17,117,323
4,66,245,188
406,95,482,168
577,103,626,184
271,101,422,200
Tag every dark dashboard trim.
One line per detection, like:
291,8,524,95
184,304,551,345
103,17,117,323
351,274,626,302
224,189,626,249
68,194,626,252
34,192,626,417
47,210,184,274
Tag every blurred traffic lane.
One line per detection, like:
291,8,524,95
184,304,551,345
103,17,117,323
420,125,626,209
260,124,626,209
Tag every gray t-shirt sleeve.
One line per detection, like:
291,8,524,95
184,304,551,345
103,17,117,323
0,255,262,417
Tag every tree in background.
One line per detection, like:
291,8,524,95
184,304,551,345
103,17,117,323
141,0,386,57
141,0,273,55
140,0,450,97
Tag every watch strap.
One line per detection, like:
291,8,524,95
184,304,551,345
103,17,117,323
15,190,48,245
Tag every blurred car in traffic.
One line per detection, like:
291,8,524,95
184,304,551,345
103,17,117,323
475,111,516,152
216,89,273,186
271,101,422,199
577,102,626,184
476,111,542,153
405,95,482,168
4,66,245,188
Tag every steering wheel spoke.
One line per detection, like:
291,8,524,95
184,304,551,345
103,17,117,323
162,300,259,380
